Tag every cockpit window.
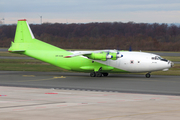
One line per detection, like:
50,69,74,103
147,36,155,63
158,56,163,60
151,56,159,60
151,56,168,62
155,57,159,60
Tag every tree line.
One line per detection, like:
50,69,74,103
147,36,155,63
0,22,180,51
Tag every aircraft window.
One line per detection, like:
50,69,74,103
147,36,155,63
130,60,134,64
158,56,163,60
152,56,168,62
157,56,168,62
155,56,159,60
152,56,162,60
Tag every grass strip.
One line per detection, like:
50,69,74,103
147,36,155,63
0,59,179,75
0,52,26,57
0,59,67,72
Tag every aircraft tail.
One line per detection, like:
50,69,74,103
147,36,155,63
14,19,35,43
8,19,66,53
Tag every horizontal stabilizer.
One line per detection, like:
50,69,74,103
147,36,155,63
8,50,25,53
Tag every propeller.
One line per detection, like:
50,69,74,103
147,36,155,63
106,51,112,58
115,49,124,58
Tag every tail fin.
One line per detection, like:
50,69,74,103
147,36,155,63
8,19,66,52
14,19,35,43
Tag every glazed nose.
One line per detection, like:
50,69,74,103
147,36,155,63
171,62,174,67
169,61,174,67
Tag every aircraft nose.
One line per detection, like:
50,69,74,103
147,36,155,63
171,62,174,67
169,61,174,67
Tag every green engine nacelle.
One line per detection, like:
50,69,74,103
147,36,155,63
84,52,122,61
109,53,117,60
85,52,108,61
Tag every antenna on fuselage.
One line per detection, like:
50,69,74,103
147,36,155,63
129,46,132,51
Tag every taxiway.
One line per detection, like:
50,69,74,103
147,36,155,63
0,71,180,95
0,71,180,120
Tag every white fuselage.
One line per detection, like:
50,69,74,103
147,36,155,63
98,51,173,72
71,50,173,73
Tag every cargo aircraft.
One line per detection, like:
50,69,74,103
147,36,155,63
8,19,173,78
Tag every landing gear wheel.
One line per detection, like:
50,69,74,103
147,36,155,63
102,73,108,77
90,72,96,77
145,73,151,78
96,72,102,77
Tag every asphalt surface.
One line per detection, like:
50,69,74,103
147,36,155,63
0,71,180,96
2,86,180,120
0,49,8,52
1,49,180,96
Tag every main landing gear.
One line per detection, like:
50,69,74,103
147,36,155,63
145,72,151,78
90,72,109,77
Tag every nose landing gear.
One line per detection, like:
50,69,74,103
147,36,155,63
145,72,151,78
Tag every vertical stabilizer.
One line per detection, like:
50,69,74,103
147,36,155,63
8,19,67,52
14,19,35,43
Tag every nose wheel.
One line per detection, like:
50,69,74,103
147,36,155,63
145,73,151,78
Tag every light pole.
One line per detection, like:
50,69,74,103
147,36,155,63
40,16,42,24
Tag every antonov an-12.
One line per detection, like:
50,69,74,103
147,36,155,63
8,19,173,78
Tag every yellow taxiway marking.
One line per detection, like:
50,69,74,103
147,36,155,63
54,76,66,78
89,109,180,120
18,76,66,82
22,75,35,77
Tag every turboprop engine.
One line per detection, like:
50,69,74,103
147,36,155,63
109,52,123,60
84,52,123,61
